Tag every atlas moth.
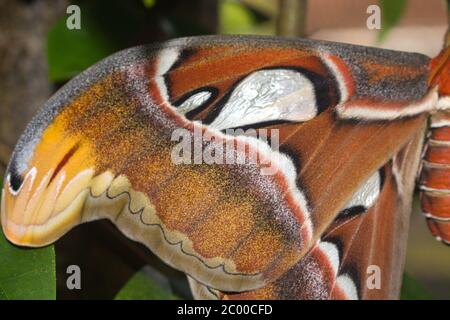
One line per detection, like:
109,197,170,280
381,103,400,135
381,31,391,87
1,35,449,300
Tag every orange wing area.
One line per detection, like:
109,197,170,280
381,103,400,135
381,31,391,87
429,47,450,97
0,36,432,294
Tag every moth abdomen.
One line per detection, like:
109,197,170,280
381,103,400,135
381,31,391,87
420,112,450,245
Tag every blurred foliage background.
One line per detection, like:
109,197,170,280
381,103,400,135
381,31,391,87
0,0,449,299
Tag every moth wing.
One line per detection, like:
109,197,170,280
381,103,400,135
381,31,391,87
1,36,430,292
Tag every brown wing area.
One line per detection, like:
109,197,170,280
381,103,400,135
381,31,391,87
190,127,426,299
276,110,426,246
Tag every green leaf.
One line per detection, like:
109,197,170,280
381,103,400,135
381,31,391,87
47,12,118,82
400,273,433,300
378,0,407,42
0,180,56,299
115,267,178,300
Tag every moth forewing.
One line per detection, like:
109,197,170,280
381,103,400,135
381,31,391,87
0,35,442,298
